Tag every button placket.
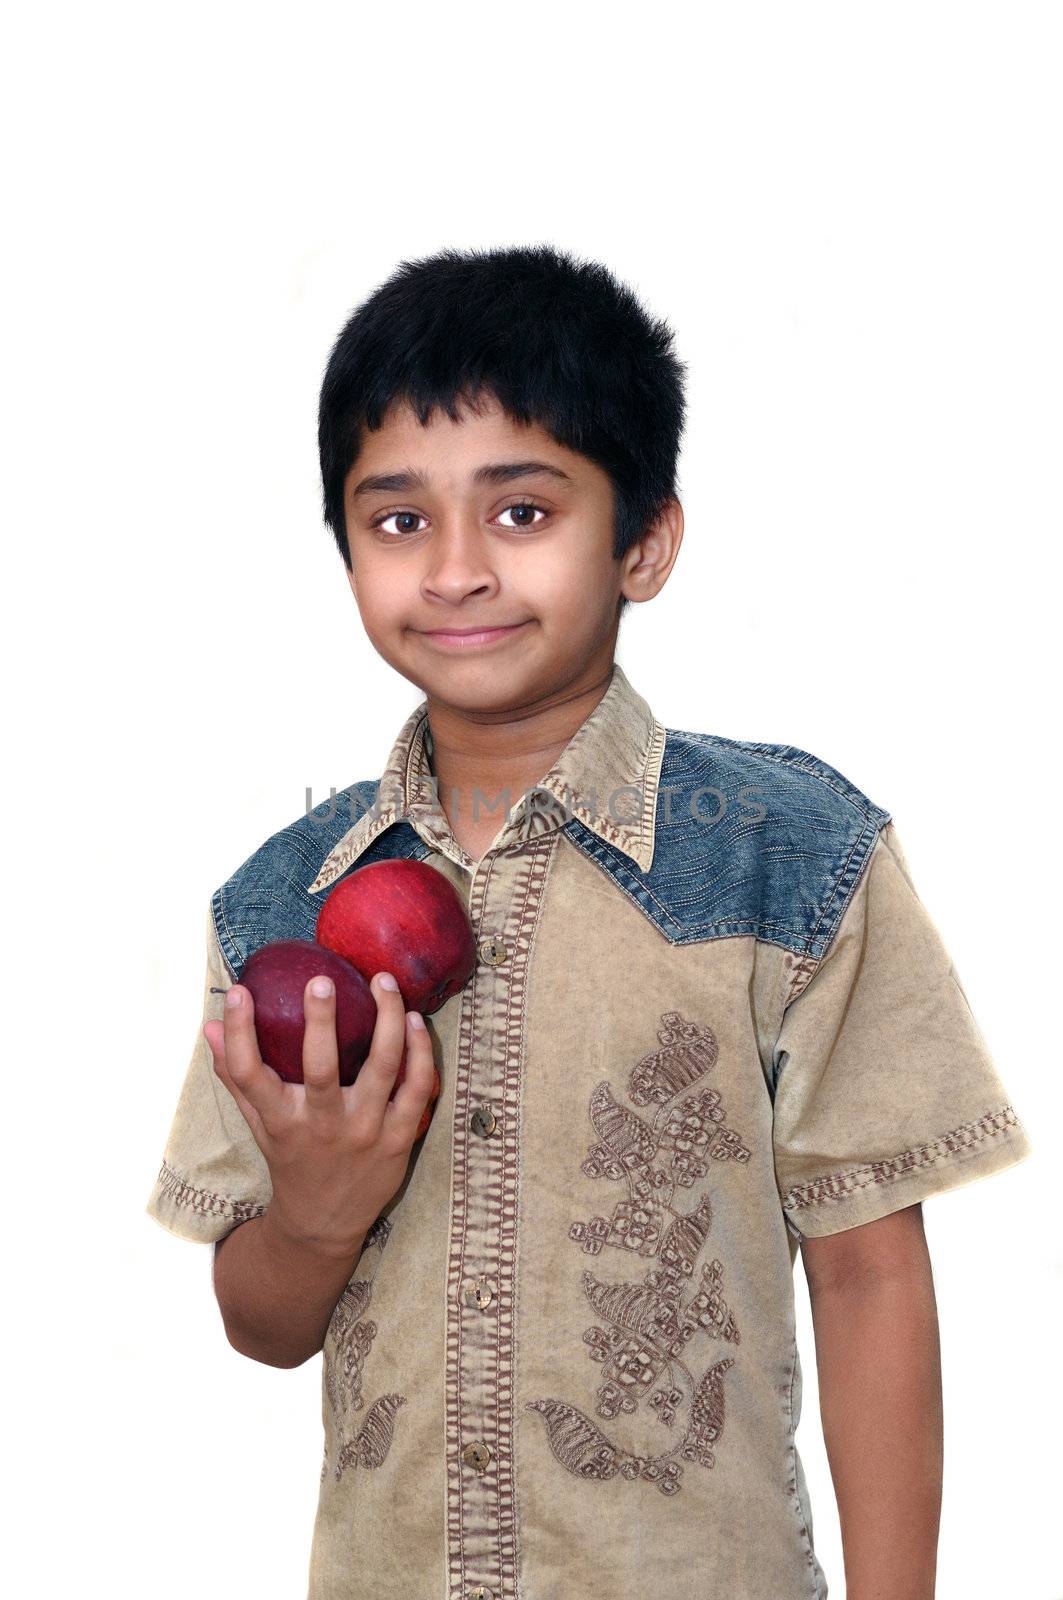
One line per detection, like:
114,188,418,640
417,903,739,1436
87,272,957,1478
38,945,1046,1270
447,839,555,1599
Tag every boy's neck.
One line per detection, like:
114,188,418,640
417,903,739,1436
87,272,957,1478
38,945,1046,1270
423,662,615,844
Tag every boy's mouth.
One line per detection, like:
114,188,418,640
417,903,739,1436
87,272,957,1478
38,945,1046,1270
416,621,532,650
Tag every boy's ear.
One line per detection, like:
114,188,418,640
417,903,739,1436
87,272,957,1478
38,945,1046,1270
621,497,684,603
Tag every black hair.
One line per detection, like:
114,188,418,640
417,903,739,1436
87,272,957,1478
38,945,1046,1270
318,243,687,619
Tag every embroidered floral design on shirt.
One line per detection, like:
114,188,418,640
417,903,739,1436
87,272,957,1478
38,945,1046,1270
333,1394,408,1476
525,1011,750,1495
363,1214,393,1251
324,1279,375,1418
783,950,820,1004
320,1213,405,1483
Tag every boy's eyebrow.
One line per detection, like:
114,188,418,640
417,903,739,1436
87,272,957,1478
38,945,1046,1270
349,460,575,499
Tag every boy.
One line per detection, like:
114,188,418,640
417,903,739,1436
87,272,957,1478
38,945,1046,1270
145,244,1032,1600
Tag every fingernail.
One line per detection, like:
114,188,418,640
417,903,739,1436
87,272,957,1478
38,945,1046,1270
311,977,333,999
378,973,398,991
409,1011,425,1030
225,988,241,1008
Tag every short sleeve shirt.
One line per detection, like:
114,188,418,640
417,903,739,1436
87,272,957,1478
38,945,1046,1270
145,661,1032,1600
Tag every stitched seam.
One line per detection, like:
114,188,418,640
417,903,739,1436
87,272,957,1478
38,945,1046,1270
153,1158,267,1222
564,825,837,949
636,716,667,856
802,818,881,955
784,1334,823,1598
781,1105,1024,1213
211,889,240,978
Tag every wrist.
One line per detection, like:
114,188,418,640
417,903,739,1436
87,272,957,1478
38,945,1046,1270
262,1199,370,1264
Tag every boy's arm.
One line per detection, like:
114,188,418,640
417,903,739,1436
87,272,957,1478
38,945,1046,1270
212,1210,367,1369
803,1204,942,1600
770,818,1031,1595
205,964,438,1368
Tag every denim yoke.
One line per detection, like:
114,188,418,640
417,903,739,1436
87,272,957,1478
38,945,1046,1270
211,729,892,1061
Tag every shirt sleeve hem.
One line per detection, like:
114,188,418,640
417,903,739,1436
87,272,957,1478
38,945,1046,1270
780,1108,1033,1240
144,1158,269,1246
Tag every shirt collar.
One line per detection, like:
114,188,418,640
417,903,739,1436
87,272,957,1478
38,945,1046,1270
307,660,667,894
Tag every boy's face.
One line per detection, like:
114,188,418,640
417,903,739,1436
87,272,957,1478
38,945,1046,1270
341,390,680,712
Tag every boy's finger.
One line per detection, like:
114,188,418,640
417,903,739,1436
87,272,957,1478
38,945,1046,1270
203,1019,270,1150
386,1012,438,1138
349,974,408,1126
219,985,288,1131
301,976,343,1113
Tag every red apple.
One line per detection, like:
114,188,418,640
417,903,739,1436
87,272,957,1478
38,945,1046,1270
315,858,476,1015
238,939,375,1086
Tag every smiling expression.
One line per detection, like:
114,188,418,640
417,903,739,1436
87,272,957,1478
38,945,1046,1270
342,389,682,712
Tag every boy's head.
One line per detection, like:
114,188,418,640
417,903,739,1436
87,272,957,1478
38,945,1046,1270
317,244,686,707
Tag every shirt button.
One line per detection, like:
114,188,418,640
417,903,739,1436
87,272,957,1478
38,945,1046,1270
462,1440,492,1472
463,1276,495,1309
468,1588,494,1599
478,935,508,965
470,1104,497,1137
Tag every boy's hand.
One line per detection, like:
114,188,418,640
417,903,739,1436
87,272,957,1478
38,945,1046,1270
203,972,436,1258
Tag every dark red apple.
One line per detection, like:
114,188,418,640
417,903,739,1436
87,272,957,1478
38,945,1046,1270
315,858,476,1015
238,939,375,1086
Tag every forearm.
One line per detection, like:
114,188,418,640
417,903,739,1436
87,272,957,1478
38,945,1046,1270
212,1208,366,1369
808,1262,943,1600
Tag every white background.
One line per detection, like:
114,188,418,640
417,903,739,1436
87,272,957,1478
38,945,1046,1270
5,3,1061,1596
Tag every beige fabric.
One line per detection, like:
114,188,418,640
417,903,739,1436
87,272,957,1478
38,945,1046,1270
147,903,272,1243
771,820,1031,1237
145,662,1032,1600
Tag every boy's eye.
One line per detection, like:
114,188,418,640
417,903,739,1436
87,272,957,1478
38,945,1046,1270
496,501,547,530
373,510,426,537
371,501,548,538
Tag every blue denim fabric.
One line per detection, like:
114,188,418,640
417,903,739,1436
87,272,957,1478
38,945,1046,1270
210,731,891,979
